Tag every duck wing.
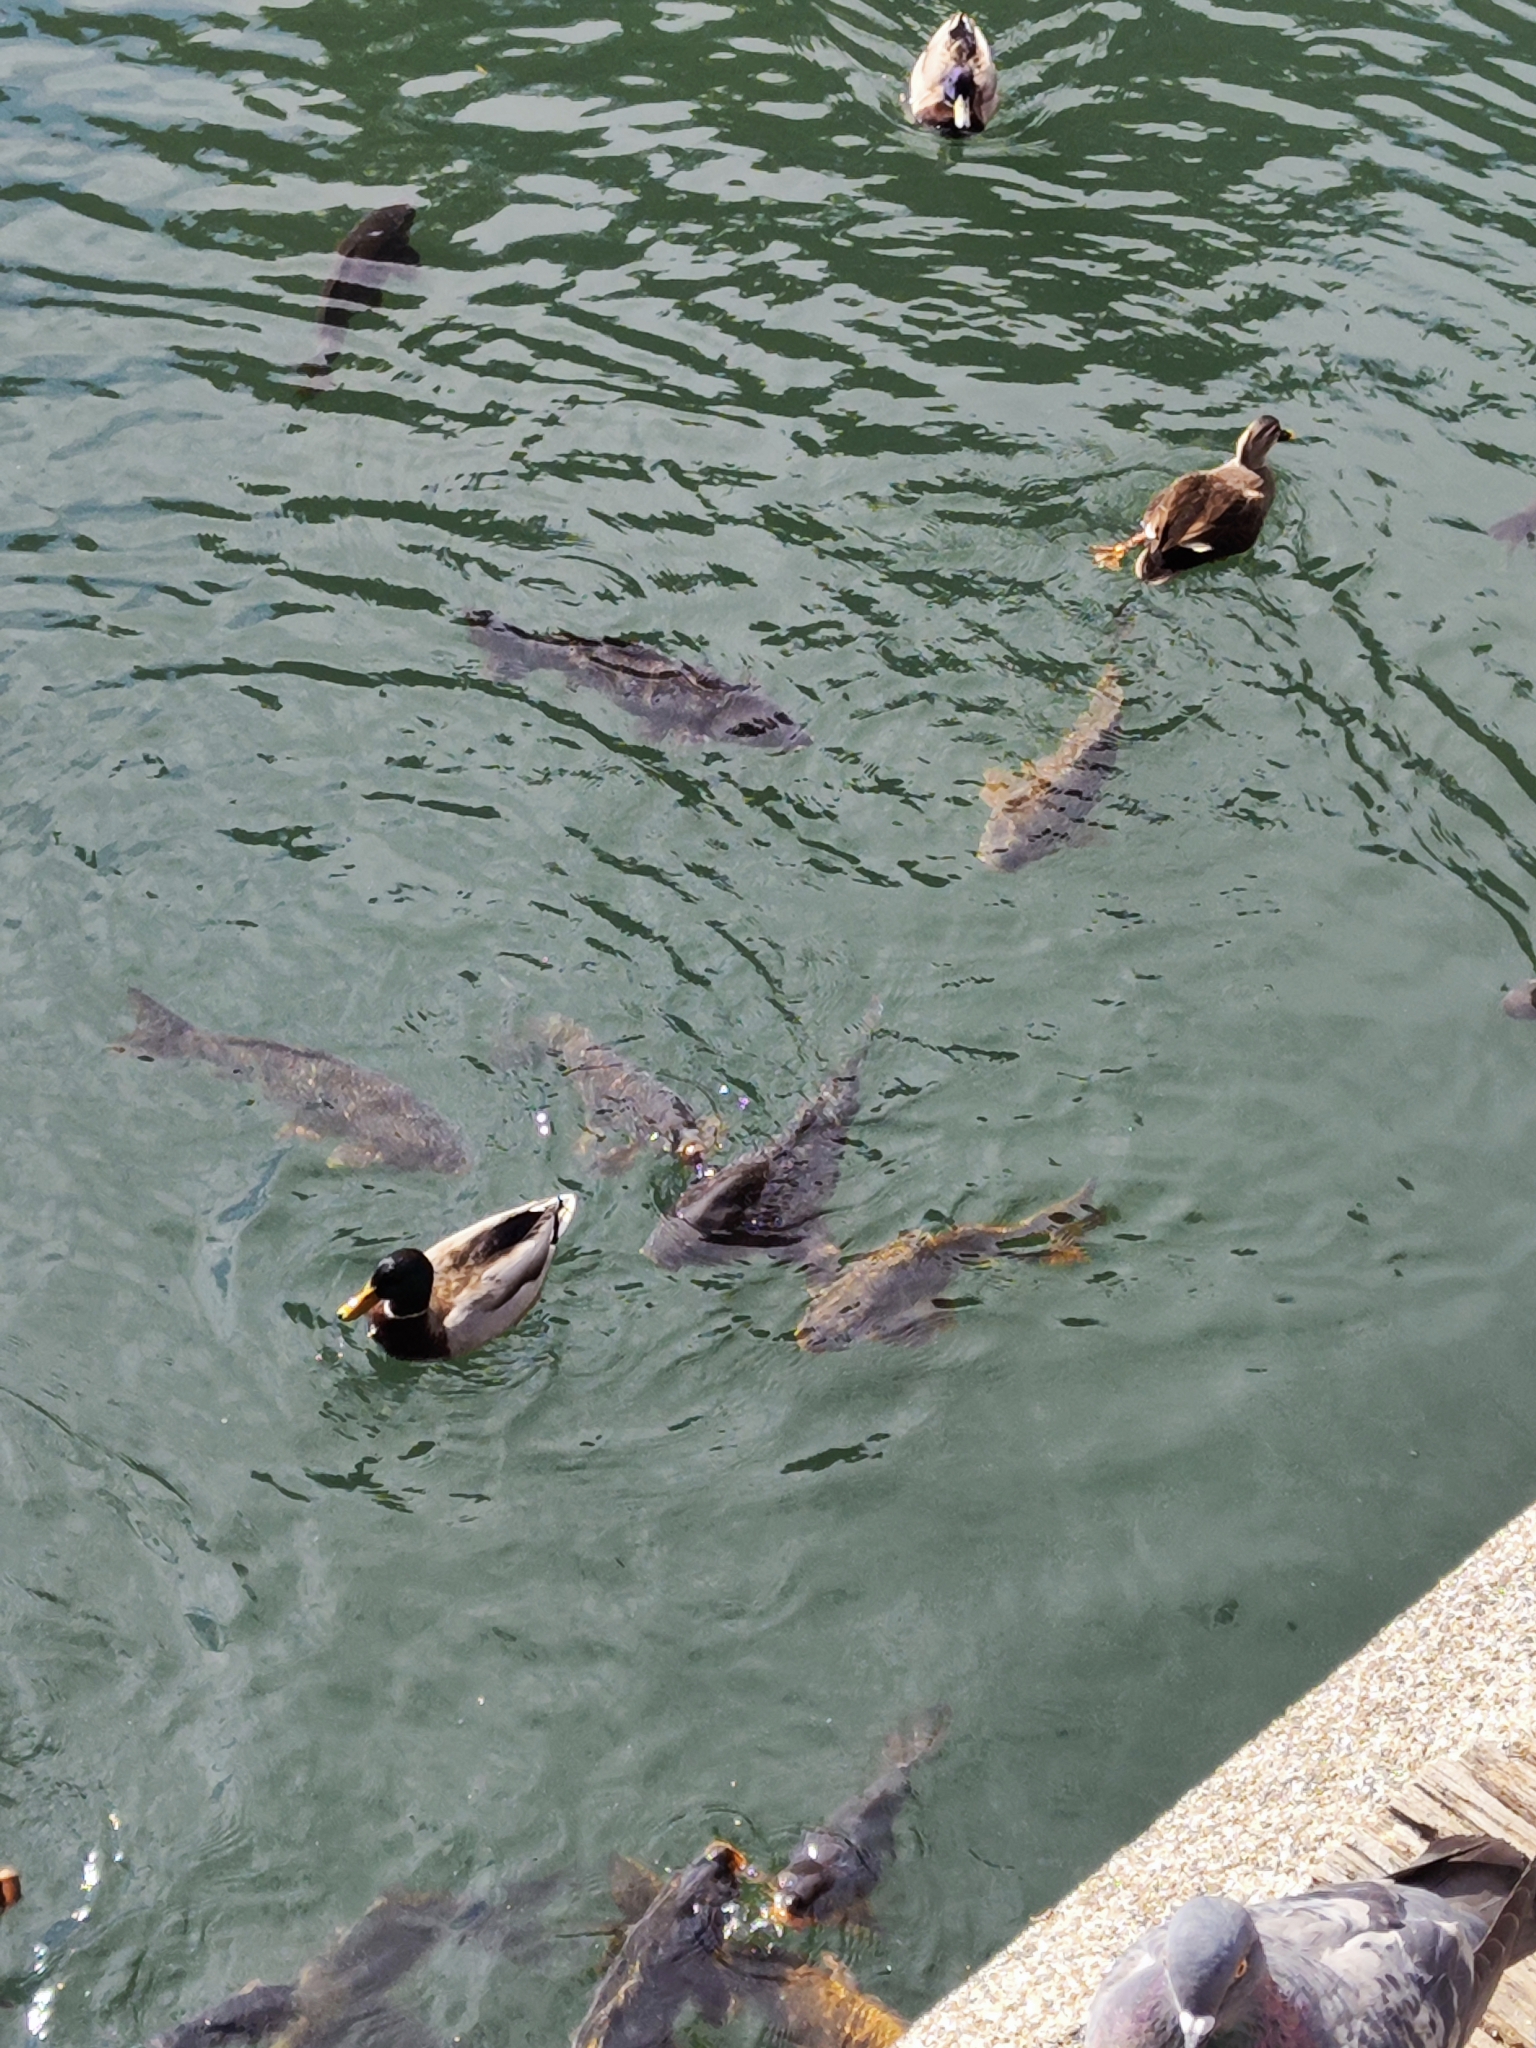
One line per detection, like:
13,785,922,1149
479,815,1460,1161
429,1195,576,1349
1145,466,1267,555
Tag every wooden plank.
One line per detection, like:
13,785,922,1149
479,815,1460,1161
1416,1756,1536,1847
1388,1781,1496,1842
1466,1745,1536,1829
1315,1825,1424,1885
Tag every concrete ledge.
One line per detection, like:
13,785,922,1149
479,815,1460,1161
906,1502,1536,2048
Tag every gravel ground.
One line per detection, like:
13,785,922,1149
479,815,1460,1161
906,1503,1536,2048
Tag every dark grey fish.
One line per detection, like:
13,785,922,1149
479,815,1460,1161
1501,980,1536,1019
1489,501,1536,546
795,1182,1103,1351
530,1015,726,1173
303,203,421,372
1085,1834,1536,2048
153,1894,459,2048
977,669,1122,870
464,610,811,752
641,1020,873,1270
573,1842,746,2048
116,989,470,1174
772,1711,949,1929
154,1883,557,2048
153,1982,300,2048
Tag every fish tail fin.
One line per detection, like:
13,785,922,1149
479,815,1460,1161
116,988,198,1059
884,1704,951,1771
1043,1180,1105,1259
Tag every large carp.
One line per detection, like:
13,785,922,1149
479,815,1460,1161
795,1183,1102,1351
529,1015,725,1172
303,203,421,372
641,1020,873,1270
153,1884,555,2048
723,1950,908,2048
154,1892,463,2048
464,611,811,752
116,990,470,1174
977,669,1122,870
772,1712,948,1928
573,1841,746,2048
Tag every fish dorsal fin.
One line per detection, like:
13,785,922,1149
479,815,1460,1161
609,1853,664,1923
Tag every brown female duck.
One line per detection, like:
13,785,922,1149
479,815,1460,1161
1092,414,1294,584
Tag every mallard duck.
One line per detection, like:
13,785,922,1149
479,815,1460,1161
337,1193,577,1359
1091,414,1294,584
907,13,998,134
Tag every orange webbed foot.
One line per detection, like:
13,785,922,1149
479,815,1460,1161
1090,537,1137,571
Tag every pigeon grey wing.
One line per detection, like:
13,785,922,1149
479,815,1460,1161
1389,1837,1531,1930
1085,1942,1179,2048
1455,1852,1536,2048
1260,1893,1471,2048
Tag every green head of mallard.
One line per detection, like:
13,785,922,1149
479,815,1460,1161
338,1246,434,1324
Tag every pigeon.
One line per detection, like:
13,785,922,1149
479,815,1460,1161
1085,1834,1536,2048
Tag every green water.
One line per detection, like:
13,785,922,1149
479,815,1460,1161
5,0,1536,2035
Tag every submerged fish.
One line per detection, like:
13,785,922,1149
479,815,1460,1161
723,1950,908,2048
303,203,421,372
772,1711,949,1928
795,1182,1103,1352
0,1866,18,1914
641,1021,873,1270
154,1893,464,2048
464,610,811,752
977,669,1123,870
154,1981,301,2048
574,1841,746,2048
155,1884,556,2048
116,990,470,1174
530,1015,726,1173
1489,501,1536,547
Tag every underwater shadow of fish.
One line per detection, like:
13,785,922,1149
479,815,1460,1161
977,669,1122,871
115,989,471,1174
301,202,421,375
464,610,811,753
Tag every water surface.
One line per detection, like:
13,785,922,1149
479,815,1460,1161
5,0,1536,2037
